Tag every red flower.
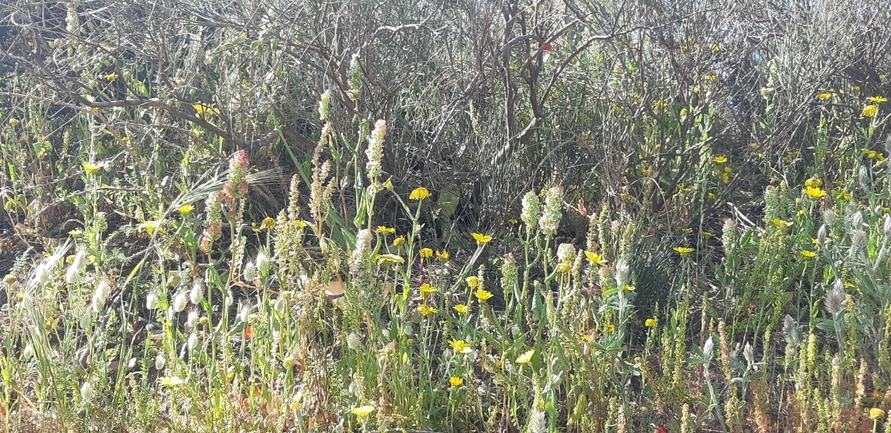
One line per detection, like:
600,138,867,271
656,425,668,433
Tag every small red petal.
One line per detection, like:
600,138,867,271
656,425,669,433
245,325,254,339
544,42,553,51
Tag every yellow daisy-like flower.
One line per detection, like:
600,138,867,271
515,349,535,364
713,155,727,164
178,204,194,216
9,118,20,127
419,283,438,296
436,250,449,261
771,219,793,227
868,96,888,104
863,148,886,161
82,161,102,175
674,246,694,255
869,408,885,420
472,233,493,244
260,216,275,229
861,104,878,117
804,178,822,188
377,254,405,265
417,304,438,316
193,103,220,117
351,405,375,418
722,173,730,184
449,376,464,387
474,289,494,301
800,250,817,258
409,187,430,200
584,251,606,266
449,339,473,354
377,226,396,235
816,92,832,100
555,263,571,274
392,236,405,247
645,318,658,327
419,248,433,258
141,220,161,236
466,276,481,289
833,191,853,201
803,187,827,199
453,304,470,314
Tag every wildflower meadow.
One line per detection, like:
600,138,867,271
2,0,891,432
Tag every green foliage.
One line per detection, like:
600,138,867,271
2,0,891,432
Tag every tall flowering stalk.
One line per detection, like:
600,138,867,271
362,119,387,229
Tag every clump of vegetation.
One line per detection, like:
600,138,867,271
2,0,891,432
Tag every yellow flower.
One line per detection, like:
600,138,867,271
474,289,493,301
868,96,888,104
436,250,449,261
833,191,853,201
556,263,571,274
864,148,886,161
193,103,220,117
419,248,433,258
472,233,492,244
623,285,635,292
708,192,716,200
466,276,481,289
453,304,469,314
449,339,473,354
803,187,827,199
103,72,117,81
605,323,616,333
722,173,730,184
260,217,275,229
861,104,878,117
515,349,535,364
771,219,793,227
645,318,658,327
585,251,606,266
351,405,375,418
176,204,194,216
383,179,393,190
417,304,438,316
713,155,727,164
141,220,161,236
869,408,885,420
800,250,817,258
377,226,396,235
419,283,438,296
449,376,464,387
409,187,430,200
653,100,668,109
159,376,185,388
674,246,694,255
377,254,405,265
817,92,832,100
804,178,822,188
392,236,405,247
9,118,20,126
82,161,102,175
